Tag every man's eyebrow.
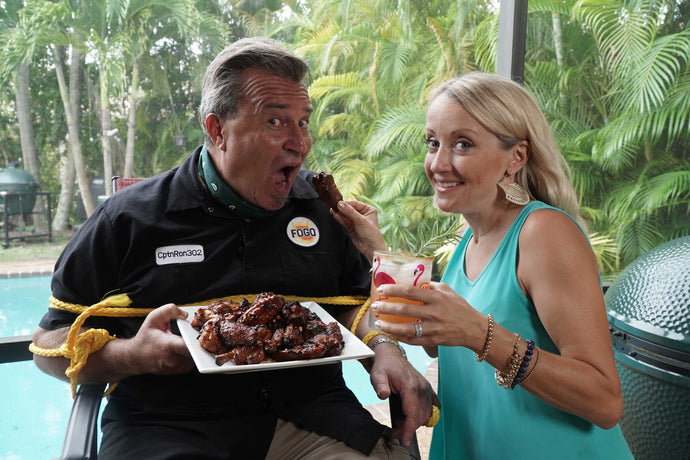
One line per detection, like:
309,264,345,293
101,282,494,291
263,102,313,113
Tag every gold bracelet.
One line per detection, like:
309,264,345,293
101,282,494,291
476,314,494,362
495,333,522,389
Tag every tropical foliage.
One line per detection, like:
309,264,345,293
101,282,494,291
0,0,688,279
290,0,690,278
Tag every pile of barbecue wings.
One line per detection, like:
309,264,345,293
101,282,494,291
191,292,345,366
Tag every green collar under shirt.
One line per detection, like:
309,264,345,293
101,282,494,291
198,145,275,219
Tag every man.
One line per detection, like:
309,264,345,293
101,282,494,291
32,37,436,459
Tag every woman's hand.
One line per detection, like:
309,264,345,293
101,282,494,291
331,200,387,262
370,282,487,353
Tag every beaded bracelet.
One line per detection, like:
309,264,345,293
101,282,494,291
476,314,494,362
511,339,535,389
495,333,522,389
520,346,540,384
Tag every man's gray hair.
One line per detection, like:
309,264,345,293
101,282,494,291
199,37,310,144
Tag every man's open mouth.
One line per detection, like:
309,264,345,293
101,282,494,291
275,165,299,190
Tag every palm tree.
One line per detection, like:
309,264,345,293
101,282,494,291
79,0,220,195
0,0,99,224
570,0,690,265
291,0,494,269
0,1,39,182
296,0,690,276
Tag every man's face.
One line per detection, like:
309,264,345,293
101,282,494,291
207,68,313,210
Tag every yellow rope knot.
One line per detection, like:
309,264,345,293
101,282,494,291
64,328,114,375
30,294,133,397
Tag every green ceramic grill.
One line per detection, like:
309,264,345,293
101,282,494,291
606,236,690,459
0,163,39,215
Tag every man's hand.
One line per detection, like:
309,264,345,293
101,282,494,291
124,304,195,376
33,304,195,384
368,342,440,446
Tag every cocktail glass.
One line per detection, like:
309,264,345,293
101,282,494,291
369,250,433,328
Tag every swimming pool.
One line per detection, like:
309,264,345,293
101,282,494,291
1,276,73,460
0,276,434,459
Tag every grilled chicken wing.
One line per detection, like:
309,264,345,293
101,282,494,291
192,293,344,365
312,172,343,211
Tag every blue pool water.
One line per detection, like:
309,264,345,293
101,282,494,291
0,276,434,459
1,276,73,460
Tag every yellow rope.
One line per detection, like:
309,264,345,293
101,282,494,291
32,293,368,398
48,294,367,317
30,293,133,397
426,405,440,427
350,297,370,334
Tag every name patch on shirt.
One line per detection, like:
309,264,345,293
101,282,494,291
155,245,205,265
287,217,320,247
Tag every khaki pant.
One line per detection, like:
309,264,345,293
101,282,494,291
265,418,412,460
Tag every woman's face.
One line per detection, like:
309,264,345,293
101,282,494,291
424,93,513,215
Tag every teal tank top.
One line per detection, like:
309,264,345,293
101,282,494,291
429,201,633,459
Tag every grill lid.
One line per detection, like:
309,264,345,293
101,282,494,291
605,236,690,354
0,163,38,189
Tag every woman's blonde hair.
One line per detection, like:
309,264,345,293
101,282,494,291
429,72,584,228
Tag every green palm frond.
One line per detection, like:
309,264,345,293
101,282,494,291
373,160,429,202
379,41,418,84
588,123,640,172
623,30,690,113
530,0,578,14
616,211,666,263
309,72,373,123
587,232,620,280
365,105,426,160
316,112,368,139
333,158,377,199
588,104,690,172
309,72,367,99
638,168,690,213
573,0,655,73
472,11,498,72
306,138,353,172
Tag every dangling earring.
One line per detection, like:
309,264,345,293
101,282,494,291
497,180,531,205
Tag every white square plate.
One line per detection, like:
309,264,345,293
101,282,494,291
177,302,374,374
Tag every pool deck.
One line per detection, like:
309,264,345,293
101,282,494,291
0,258,439,458
0,258,55,278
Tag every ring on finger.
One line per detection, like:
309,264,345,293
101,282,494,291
414,321,423,338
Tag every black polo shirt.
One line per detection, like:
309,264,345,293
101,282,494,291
40,146,384,457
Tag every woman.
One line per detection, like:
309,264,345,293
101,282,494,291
335,72,633,459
